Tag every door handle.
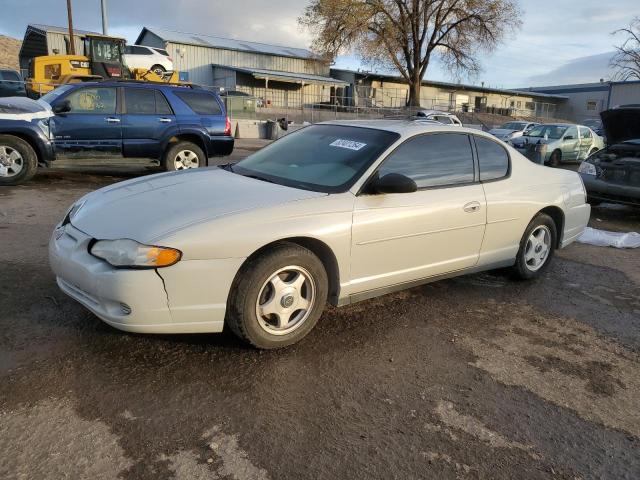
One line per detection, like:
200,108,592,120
105,117,120,123
463,201,481,213
158,118,172,123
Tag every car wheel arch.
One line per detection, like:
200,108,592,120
232,237,341,306
0,131,45,166
537,206,564,248
165,133,208,160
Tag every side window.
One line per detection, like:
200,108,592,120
175,91,223,115
155,91,173,115
580,127,592,139
65,87,116,114
378,133,474,188
565,126,578,139
125,88,156,114
475,136,509,181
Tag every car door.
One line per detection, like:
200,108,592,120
578,127,593,160
560,126,580,161
350,133,486,293
50,86,122,158
121,87,177,158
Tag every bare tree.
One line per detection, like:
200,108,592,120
300,0,521,106
611,17,640,81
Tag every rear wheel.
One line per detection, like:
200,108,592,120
151,64,166,76
547,149,561,167
512,213,557,280
164,141,205,171
0,135,38,186
226,243,328,349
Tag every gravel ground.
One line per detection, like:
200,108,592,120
1,148,639,480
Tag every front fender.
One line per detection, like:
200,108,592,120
0,121,55,165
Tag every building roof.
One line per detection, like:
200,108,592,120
26,24,102,37
214,65,347,85
331,68,568,101
137,27,317,61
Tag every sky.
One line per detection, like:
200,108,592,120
0,0,635,87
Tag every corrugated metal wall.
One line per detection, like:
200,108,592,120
46,32,85,56
609,83,640,108
166,42,329,86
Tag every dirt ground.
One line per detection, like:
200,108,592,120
1,148,639,479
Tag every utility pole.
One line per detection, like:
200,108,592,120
66,0,76,54
101,0,108,35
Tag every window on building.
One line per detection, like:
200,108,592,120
475,136,509,181
378,133,474,188
516,101,522,109
525,102,535,110
586,100,598,111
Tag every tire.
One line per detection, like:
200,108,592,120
151,64,166,76
511,213,557,280
164,141,205,171
0,135,38,186
547,149,561,168
226,243,329,349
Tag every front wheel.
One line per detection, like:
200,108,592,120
547,150,561,168
226,243,328,349
164,141,205,171
0,135,38,186
151,64,166,77
512,213,557,280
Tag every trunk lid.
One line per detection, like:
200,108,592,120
600,107,640,145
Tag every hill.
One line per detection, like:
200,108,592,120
0,35,21,71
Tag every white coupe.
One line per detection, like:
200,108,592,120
50,121,591,348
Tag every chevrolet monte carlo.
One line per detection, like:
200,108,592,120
50,121,591,348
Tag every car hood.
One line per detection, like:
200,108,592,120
71,168,326,243
0,96,53,121
510,136,556,146
600,108,640,144
490,128,518,136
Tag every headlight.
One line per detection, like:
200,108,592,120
90,239,182,268
578,162,596,176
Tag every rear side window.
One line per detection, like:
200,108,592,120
1,71,20,81
175,91,222,115
379,133,474,188
124,88,174,115
153,48,169,57
475,136,509,181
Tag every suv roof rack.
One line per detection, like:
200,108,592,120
97,78,201,88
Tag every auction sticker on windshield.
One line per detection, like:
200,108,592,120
330,139,367,151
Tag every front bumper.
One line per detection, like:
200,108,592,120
49,223,243,334
580,174,640,206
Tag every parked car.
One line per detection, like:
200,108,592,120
49,120,590,349
123,45,174,76
0,69,27,97
489,121,537,141
0,81,233,185
414,109,463,126
578,106,640,206
510,123,605,166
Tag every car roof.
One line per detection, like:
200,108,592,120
68,80,207,92
319,119,486,137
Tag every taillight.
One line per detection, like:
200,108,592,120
224,116,232,136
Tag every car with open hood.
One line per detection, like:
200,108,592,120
578,106,640,206
489,121,538,142
509,123,605,167
49,120,590,349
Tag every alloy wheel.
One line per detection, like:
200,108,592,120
255,266,316,335
524,225,551,271
0,146,24,178
173,150,200,170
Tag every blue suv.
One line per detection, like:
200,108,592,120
0,81,234,185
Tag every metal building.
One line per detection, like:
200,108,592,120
521,80,640,122
331,69,567,119
18,24,103,75
135,27,347,107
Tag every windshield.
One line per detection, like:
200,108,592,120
500,122,526,130
232,124,400,193
39,84,74,106
91,39,123,62
525,125,568,139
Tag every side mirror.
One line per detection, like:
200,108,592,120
370,173,417,194
564,135,574,141
52,100,71,114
